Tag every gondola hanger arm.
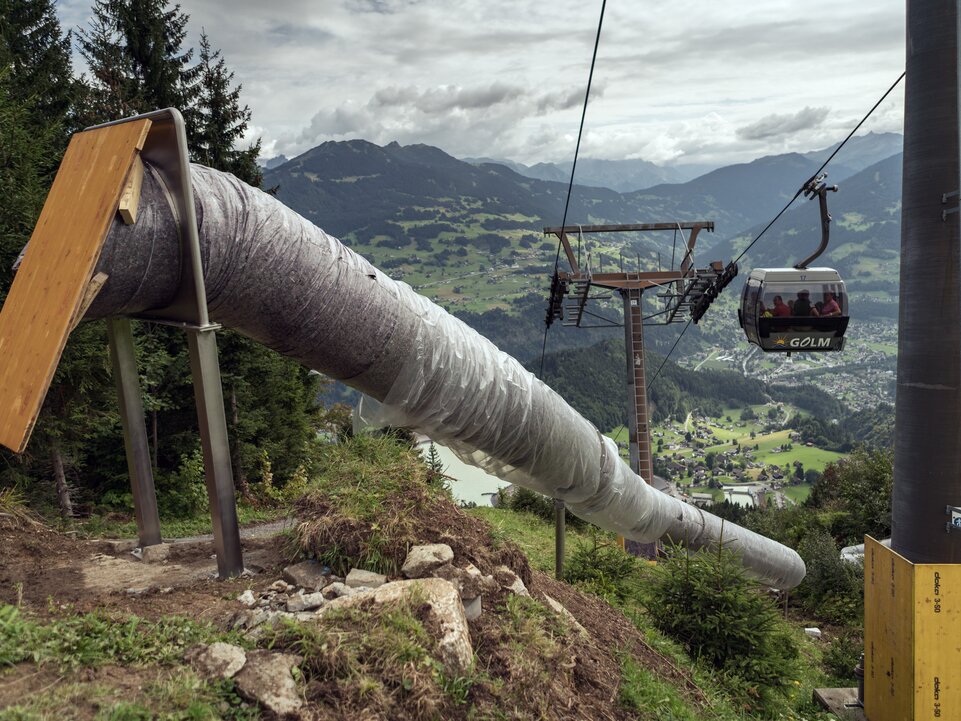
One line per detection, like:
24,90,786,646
794,173,838,270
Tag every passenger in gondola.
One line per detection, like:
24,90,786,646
771,295,791,317
793,289,814,316
819,291,841,317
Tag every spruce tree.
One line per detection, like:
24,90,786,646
78,0,199,130
194,32,261,186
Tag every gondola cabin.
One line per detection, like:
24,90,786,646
738,268,848,352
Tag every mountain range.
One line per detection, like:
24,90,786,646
262,132,904,361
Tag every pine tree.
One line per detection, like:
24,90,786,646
78,0,199,129
194,32,261,186
0,0,78,139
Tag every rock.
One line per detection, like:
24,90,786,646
463,595,482,621
125,587,150,597
401,543,454,578
494,566,529,597
346,568,387,589
237,589,257,607
542,594,587,637
141,543,171,563
186,642,247,680
234,650,303,716
269,580,294,592
804,627,822,639
282,560,328,591
320,578,473,674
286,591,325,612
432,563,498,599
322,582,352,599
99,539,139,555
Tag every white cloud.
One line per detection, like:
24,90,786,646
55,0,907,167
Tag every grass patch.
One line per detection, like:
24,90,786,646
73,503,286,541
0,605,245,670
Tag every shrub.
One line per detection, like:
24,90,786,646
794,527,863,623
565,532,642,602
640,543,800,711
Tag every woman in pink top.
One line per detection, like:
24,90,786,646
820,291,841,317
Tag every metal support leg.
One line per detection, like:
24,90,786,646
622,290,658,560
186,326,244,577
554,498,566,580
106,318,162,547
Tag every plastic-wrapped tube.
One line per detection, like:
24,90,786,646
85,163,805,589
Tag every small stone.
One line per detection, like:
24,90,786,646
141,543,171,563
282,560,328,591
495,566,529,597
269,580,293,592
234,650,303,716
346,568,387,589
402,544,454,578
463,595,482,621
542,594,587,636
286,591,325,612
186,642,247,680
804,627,822,639
237,589,257,607
125,587,150,597
160,587,174,594
322,582,351,599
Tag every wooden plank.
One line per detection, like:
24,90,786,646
864,537,917,721
914,561,961,721
70,272,109,332
0,119,151,453
118,156,145,224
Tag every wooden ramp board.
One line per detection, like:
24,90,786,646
0,119,151,453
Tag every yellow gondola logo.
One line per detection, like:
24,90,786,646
774,336,787,346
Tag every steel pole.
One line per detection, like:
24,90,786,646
186,327,244,577
892,0,961,563
554,498,566,580
106,318,162,547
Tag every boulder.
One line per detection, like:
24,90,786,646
234,650,303,716
185,642,247,680
320,578,473,674
401,543,454,578
345,568,387,589
237,589,257,607
286,591,325,612
282,560,328,591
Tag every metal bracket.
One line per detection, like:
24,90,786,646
945,505,961,532
941,190,960,221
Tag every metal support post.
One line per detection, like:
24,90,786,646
622,288,658,559
186,326,244,577
106,317,162,547
554,498,566,580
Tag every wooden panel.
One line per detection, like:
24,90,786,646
0,119,151,453
864,537,916,721
914,561,961,720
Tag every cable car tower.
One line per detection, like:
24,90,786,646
543,221,736,549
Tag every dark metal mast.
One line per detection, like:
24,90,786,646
892,0,961,563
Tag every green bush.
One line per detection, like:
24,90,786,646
822,629,863,685
794,528,863,623
501,486,585,529
640,543,801,712
565,532,642,602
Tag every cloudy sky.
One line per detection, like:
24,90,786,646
56,0,906,168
